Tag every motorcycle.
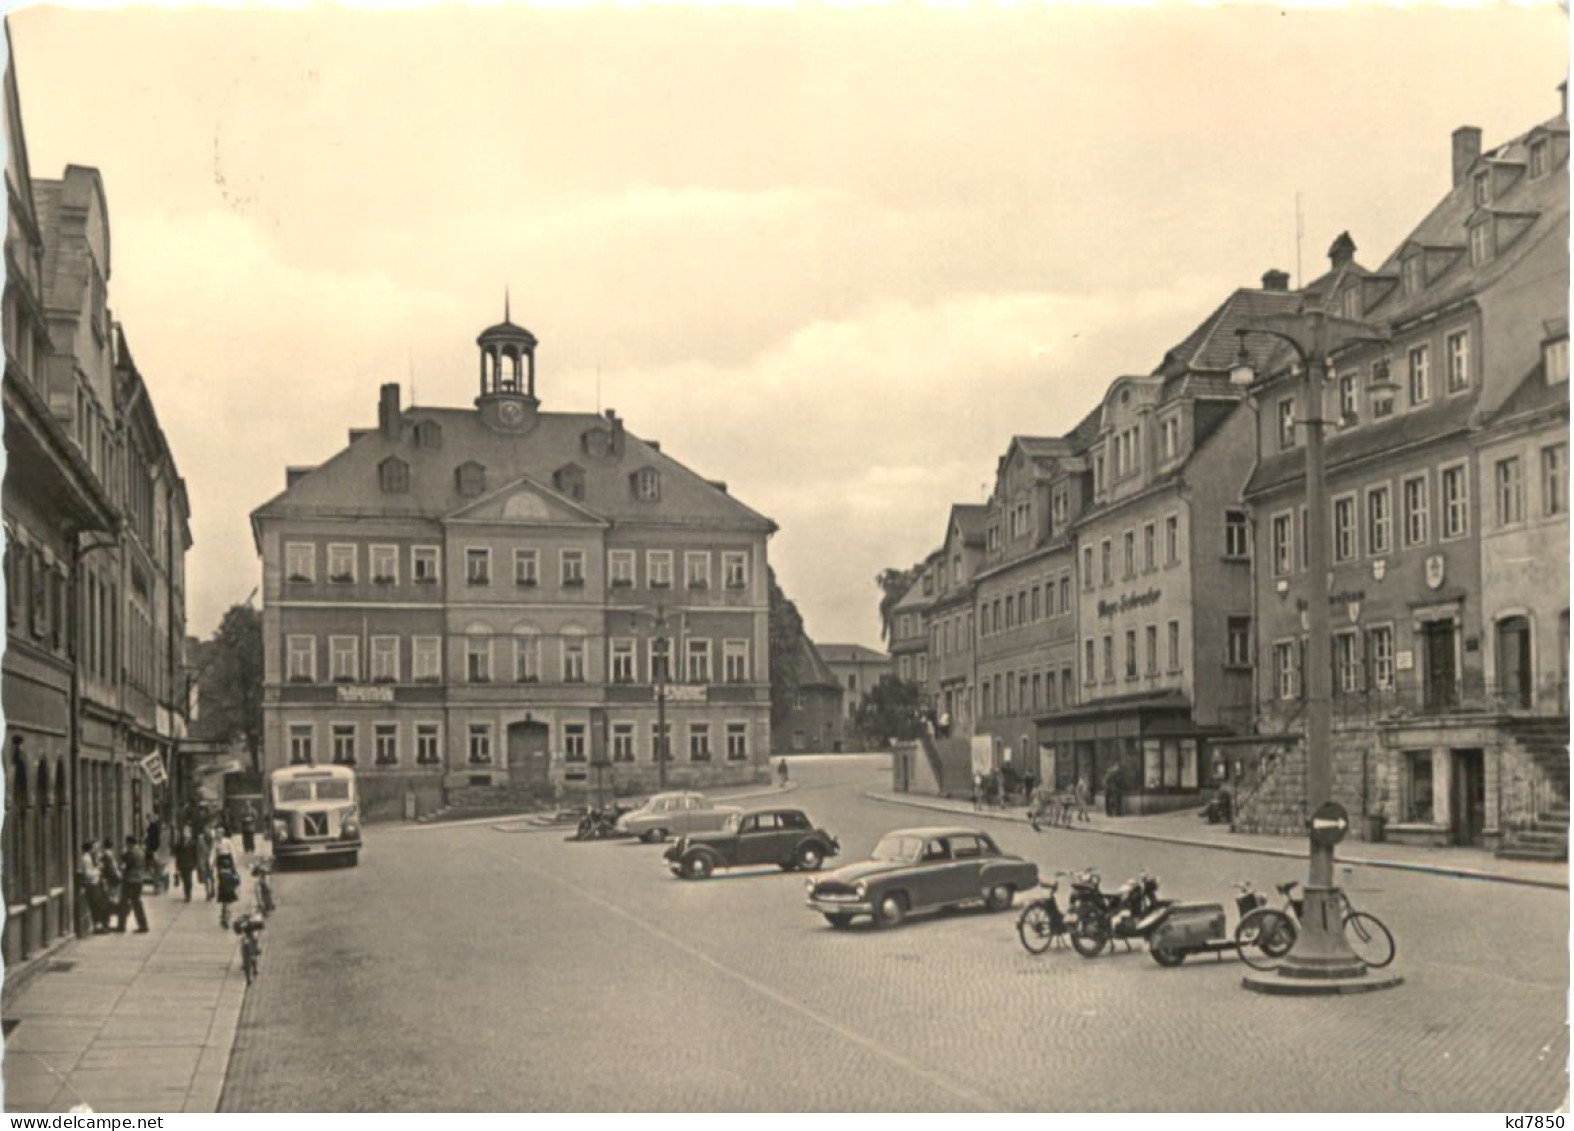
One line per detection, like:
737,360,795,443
1144,881,1297,967
1066,868,1171,958
569,803,632,842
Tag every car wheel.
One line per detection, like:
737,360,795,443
684,854,713,880
643,828,669,844
872,892,907,930
984,884,1015,912
1150,945,1187,967
823,913,854,929
796,844,824,872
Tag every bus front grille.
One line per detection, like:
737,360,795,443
302,813,329,839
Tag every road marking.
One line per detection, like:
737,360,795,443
479,839,1002,1112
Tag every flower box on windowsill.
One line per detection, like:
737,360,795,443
288,676,315,685
470,676,492,685
329,574,355,585
651,580,671,590
725,581,746,590
688,580,709,590
468,576,491,586
372,676,397,685
286,573,313,584
333,676,356,684
414,576,438,586
516,578,537,588
372,576,396,586
610,579,633,589
416,758,440,767
690,755,712,764
563,578,585,588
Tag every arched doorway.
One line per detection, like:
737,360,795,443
507,720,550,791
1497,615,1532,709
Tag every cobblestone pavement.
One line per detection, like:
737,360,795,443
221,755,1568,1112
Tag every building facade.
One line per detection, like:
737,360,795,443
1241,103,1569,848
924,505,985,737
251,316,776,817
3,58,190,967
816,642,891,739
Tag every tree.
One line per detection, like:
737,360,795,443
876,564,922,643
768,567,808,734
193,604,265,772
853,677,925,746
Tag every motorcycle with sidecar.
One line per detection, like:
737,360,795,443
1143,881,1298,967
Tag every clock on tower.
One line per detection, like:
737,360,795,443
475,294,539,432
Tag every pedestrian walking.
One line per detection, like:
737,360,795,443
116,835,149,933
174,826,199,903
1074,775,1091,822
197,824,216,901
240,804,258,858
777,758,789,787
98,837,122,927
215,841,242,930
145,815,169,895
77,842,111,933
1103,763,1125,818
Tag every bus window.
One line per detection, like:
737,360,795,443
317,781,352,802
277,782,313,804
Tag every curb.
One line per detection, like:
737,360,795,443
865,791,1570,892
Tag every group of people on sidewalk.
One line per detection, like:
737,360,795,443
75,804,262,935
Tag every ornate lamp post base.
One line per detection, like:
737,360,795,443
1243,965,1404,995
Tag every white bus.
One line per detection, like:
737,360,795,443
268,764,362,867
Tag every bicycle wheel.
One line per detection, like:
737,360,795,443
1343,911,1395,968
1235,908,1296,971
1069,911,1109,958
1016,901,1057,955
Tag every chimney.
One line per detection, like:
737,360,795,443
1328,231,1357,270
1261,269,1290,293
1452,126,1483,187
604,407,625,456
378,382,401,440
1560,81,1568,119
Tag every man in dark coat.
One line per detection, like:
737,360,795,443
116,835,149,933
1103,763,1126,818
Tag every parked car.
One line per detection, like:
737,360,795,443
665,808,840,879
615,791,741,842
804,826,1038,929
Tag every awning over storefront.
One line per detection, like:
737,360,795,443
1036,689,1193,741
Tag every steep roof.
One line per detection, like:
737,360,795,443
251,403,776,536
1481,358,1570,429
796,637,843,690
1151,287,1307,379
949,503,989,546
816,643,890,665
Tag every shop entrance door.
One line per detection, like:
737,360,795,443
1450,749,1485,846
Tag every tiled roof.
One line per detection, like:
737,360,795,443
891,577,935,613
1152,288,1308,379
816,643,890,665
1245,395,1478,497
252,403,776,532
950,503,989,544
1362,113,1568,331
797,637,843,689
1482,362,1570,428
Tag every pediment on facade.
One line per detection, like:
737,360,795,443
443,473,609,526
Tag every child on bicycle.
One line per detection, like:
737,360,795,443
216,846,242,929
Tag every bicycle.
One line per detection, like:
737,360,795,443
1235,879,1395,971
233,911,266,985
251,859,277,916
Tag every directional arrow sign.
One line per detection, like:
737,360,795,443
1309,801,1350,847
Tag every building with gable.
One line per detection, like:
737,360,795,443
924,503,986,737
816,642,891,736
250,312,776,816
1240,95,1568,850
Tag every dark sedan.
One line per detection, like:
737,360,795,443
804,826,1038,929
665,808,839,879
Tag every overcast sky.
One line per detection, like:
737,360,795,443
8,4,1566,649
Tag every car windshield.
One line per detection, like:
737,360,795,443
870,835,923,863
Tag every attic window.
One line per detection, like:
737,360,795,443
1546,337,1569,386
1340,287,1361,321
415,420,443,450
456,462,486,497
379,456,409,495
632,468,660,502
582,428,611,459
554,465,586,501
1472,169,1490,206
1469,222,1493,266
1402,256,1424,297
1529,140,1549,179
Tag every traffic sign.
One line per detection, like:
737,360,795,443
1309,800,1349,847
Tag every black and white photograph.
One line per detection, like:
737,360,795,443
0,0,1567,1115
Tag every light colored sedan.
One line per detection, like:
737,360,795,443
615,791,741,842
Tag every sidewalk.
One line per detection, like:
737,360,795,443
2,875,253,1113
868,790,1569,890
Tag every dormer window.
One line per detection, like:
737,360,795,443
1370,359,1396,420
1341,286,1361,321
1530,139,1549,179
414,420,443,450
555,464,586,501
378,456,409,494
1338,372,1359,427
1546,336,1569,386
1469,221,1494,266
631,467,660,502
1159,416,1180,461
582,428,612,459
1472,169,1490,206
456,461,486,498
1402,255,1424,296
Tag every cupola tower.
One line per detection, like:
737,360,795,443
476,292,538,431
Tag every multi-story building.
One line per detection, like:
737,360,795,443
3,58,190,967
1039,278,1292,813
817,642,891,738
771,635,844,754
251,315,776,816
974,432,1090,779
1241,99,1568,848
925,504,985,736
887,555,935,691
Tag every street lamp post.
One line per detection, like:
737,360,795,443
1233,307,1402,995
628,605,671,790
